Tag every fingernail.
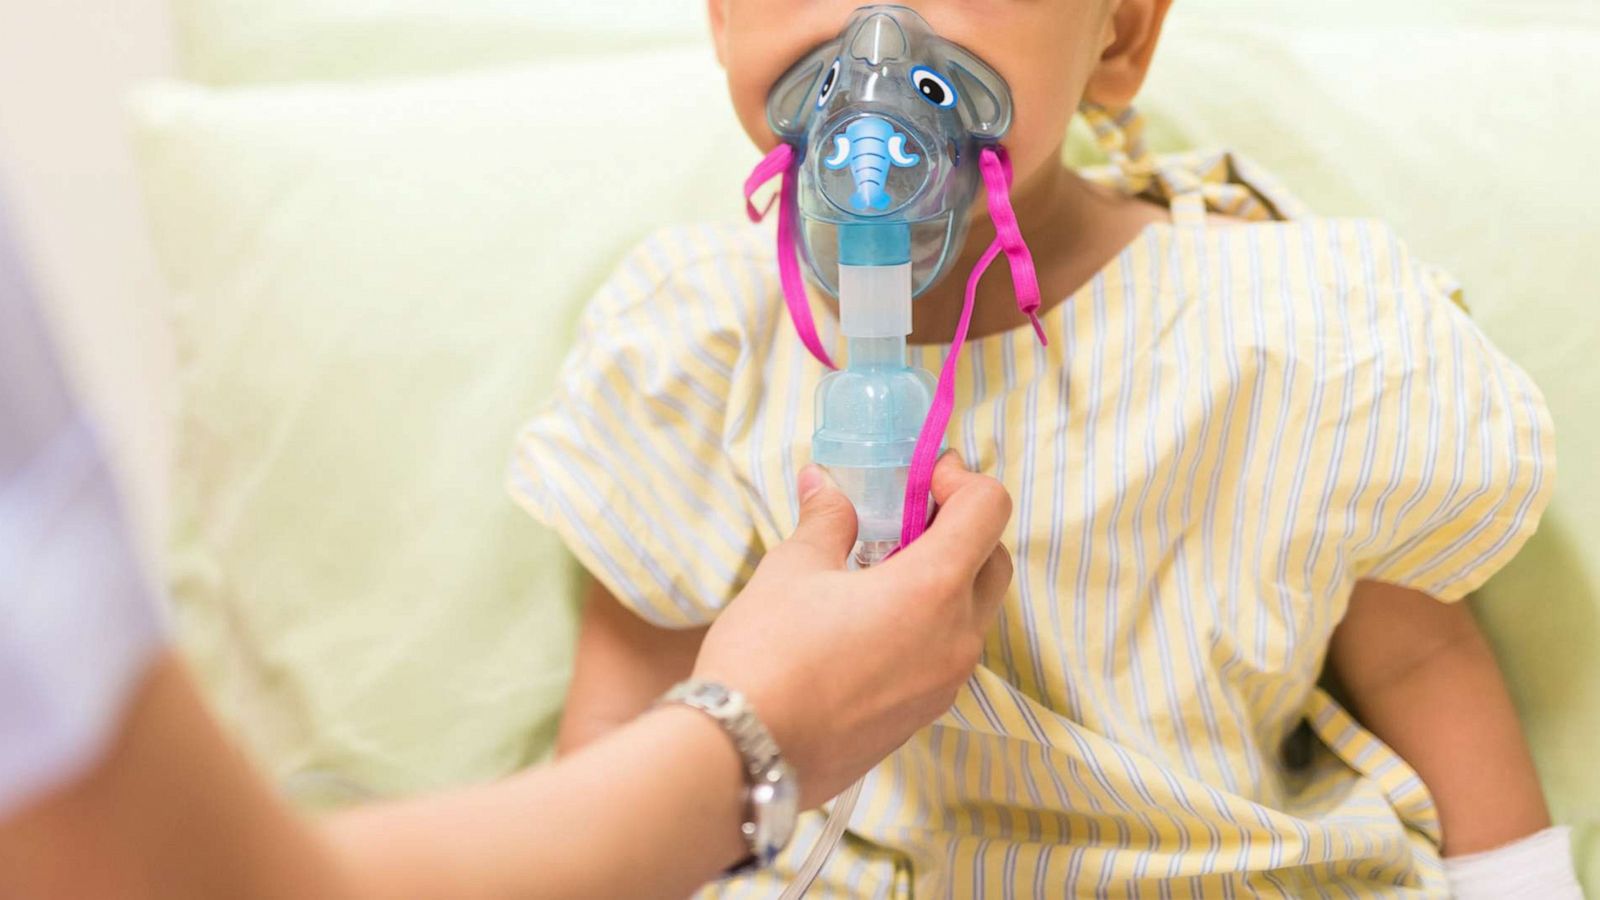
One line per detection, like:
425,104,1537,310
938,449,964,468
797,465,831,502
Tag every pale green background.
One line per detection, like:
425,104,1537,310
134,0,1598,885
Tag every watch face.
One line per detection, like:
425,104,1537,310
750,766,800,861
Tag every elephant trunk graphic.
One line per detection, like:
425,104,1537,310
822,115,921,212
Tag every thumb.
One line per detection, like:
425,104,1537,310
786,465,859,567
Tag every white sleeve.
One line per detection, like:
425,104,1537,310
0,195,167,820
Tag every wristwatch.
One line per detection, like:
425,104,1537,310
655,679,799,873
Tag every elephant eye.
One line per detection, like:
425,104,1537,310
816,58,842,108
909,65,957,109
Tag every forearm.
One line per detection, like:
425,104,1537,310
328,705,747,900
557,579,705,754
0,649,750,900
1347,626,1548,854
1332,583,1549,856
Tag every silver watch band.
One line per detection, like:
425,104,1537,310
658,680,781,778
655,679,799,872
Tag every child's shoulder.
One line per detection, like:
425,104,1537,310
1194,212,1550,452
1204,214,1462,307
563,223,785,386
1099,149,1466,320
1196,215,1472,372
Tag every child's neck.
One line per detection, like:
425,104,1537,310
906,159,1170,346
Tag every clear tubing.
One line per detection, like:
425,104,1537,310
814,334,929,545
779,777,865,900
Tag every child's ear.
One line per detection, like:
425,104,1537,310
707,0,728,67
1083,0,1173,109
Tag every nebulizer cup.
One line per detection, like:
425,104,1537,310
812,225,936,570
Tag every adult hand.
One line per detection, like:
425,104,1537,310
693,452,1013,807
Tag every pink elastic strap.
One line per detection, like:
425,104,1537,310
742,143,790,221
744,144,837,370
981,146,1046,346
899,145,1044,546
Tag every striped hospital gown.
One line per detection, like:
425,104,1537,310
509,154,1554,898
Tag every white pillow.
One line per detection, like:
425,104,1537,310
168,0,1599,86
171,0,707,83
129,44,755,797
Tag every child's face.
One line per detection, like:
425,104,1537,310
709,1,1169,188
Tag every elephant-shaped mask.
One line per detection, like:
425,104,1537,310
763,4,1015,300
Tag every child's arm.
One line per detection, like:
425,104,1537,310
1327,580,1550,856
556,578,708,755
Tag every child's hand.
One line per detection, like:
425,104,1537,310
694,452,1013,809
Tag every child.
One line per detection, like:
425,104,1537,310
511,1,1577,896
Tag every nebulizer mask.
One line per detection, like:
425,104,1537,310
741,4,1043,892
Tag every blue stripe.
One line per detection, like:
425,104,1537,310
1028,304,1067,715
1198,226,1270,796
1268,222,1329,673
744,322,778,538
1001,840,1021,900
1372,251,1447,578
1381,281,1475,574
1300,223,1360,637
1350,227,1415,567
1250,226,1296,691
1216,225,1268,719
1132,233,1224,879
1072,262,1114,749
1168,225,1242,795
1437,383,1545,590
1410,312,1524,587
1334,223,1389,563
778,326,805,527
1105,245,1147,744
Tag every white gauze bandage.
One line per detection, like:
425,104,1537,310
1444,826,1585,899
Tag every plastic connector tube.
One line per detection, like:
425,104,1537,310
838,263,912,337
